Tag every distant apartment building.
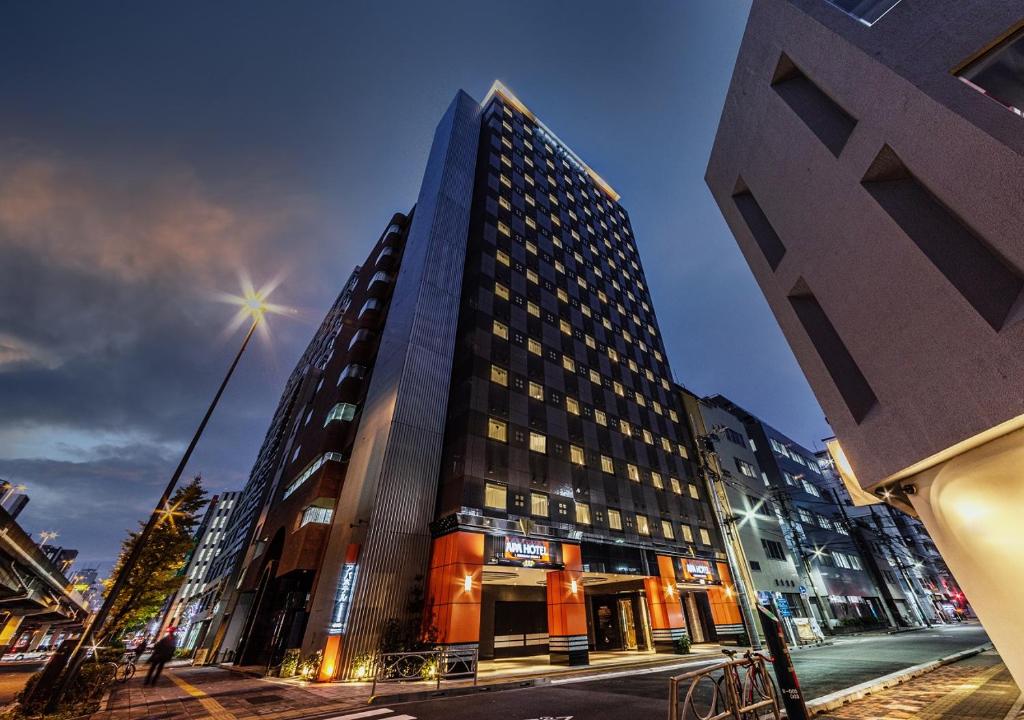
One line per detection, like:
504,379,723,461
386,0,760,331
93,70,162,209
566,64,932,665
206,83,745,679
707,0,1024,683
162,491,239,650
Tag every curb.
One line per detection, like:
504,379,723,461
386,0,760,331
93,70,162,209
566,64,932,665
369,676,546,705
806,642,995,716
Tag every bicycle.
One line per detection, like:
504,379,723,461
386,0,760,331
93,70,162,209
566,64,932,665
111,650,137,683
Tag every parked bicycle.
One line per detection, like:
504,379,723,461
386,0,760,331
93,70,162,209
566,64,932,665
668,647,781,720
109,649,137,683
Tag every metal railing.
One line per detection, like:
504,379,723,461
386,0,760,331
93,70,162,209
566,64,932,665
668,651,781,720
370,647,478,694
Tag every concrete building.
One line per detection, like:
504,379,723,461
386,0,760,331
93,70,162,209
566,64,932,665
214,83,745,680
706,0,1024,684
161,491,240,651
708,397,893,632
0,481,29,520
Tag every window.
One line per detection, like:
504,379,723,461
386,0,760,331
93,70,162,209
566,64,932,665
576,502,591,525
528,381,544,401
699,528,712,545
283,452,345,499
608,509,623,531
595,409,607,426
485,482,507,510
849,554,862,570
496,249,510,266
798,507,813,524
735,459,757,478
750,560,762,572
490,364,508,387
527,301,540,317
300,506,333,526
487,418,508,442
959,28,1024,117
627,464,640,482
495,282,510,300
761,538,786,560
636,515,651,536
324,403,357,425
833,552,851,569
651,472,664,490
824,0,904,26
528,338,542,355
681,525,694,542
559,319,571,335
818,514,832,529
803,480,821,497
600,455,614,474
492,320,509,339
566,397,580,415
529,432,547,454
531,492,549,516
688,484,700,500
562,356,575,372
570,445,585,465
661,520,675,539
670,477,682,494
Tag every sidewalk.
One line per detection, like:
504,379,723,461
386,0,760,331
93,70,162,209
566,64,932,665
815,650,1022,720
92,647,726,719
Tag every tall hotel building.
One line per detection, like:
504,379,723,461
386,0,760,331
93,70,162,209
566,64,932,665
210,83,743,679
707,0,1024,685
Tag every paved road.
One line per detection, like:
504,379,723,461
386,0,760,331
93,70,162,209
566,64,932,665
388,623,988,720
0,661,44,704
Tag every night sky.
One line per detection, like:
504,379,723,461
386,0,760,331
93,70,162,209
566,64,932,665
0,1,830,570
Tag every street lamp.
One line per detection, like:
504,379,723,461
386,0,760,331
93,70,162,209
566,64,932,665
46,282,284,710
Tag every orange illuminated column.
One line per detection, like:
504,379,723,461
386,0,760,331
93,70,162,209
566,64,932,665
425,531,484,651
547,543,588,665
707,561,746,641
644,555,688,653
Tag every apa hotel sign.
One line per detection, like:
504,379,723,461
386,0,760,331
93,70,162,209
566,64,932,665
486,535,563,569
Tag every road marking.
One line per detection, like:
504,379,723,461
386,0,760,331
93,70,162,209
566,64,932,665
166,670,236,720
548,656,722,686
324,710,416,720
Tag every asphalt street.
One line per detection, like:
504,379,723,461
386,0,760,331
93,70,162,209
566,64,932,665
384,623,989,720
0,661,44,705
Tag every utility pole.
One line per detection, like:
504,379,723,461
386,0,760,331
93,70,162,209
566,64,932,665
870,513,932,628
827,489,902,629
770,488,833,633
697,437,762,650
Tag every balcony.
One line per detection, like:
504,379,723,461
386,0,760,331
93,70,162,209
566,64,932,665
358,298,383,325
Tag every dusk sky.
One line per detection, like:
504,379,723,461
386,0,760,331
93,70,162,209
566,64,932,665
0,1,831,570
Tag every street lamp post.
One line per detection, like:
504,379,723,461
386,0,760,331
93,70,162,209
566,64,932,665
45,296,270,711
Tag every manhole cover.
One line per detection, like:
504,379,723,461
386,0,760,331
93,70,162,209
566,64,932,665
246,695,284,705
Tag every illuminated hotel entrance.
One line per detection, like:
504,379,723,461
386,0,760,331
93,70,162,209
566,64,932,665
426,531,745,667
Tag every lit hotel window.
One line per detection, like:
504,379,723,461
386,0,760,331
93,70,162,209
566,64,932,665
682,525,694,543
529,432,547,454
497,249,510,266
661,521,675,540
492,320,508,339
627,464,640,482
528,381,544,401
566,397,580,415
651,472,664,490
487,418,507,443
562,356,575,372
485,482,507,510
324,403,357,426
495,282,510,300
636,515,651,536
528,338,542,355
570,445,585,465
671,477,682,495
689,484,700,500
600,455,614,474
699,528,712,545
531,492,549,516
576,502,591,525
300,506,333,526
490,364,508,387
608,509,623,531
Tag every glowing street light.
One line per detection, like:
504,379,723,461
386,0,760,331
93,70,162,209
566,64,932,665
48,279,288,709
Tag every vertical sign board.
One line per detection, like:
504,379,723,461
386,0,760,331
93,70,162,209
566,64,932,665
328,545,361,636
757,604,810,720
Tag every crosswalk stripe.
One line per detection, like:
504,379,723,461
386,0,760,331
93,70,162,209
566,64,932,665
324,710,407,720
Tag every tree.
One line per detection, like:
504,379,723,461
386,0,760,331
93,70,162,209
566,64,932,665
98,476,207,641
